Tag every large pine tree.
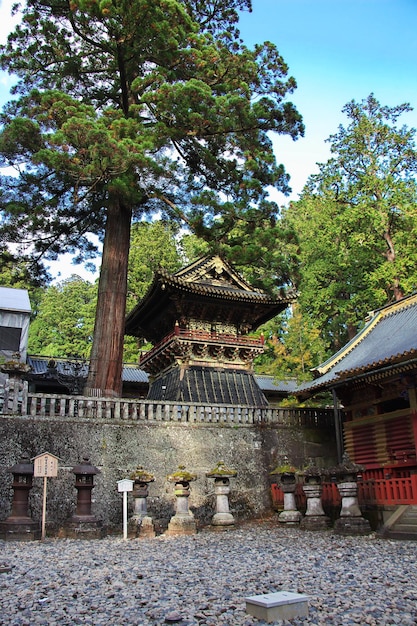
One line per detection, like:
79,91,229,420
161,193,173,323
0,0,303,396
284,95,417,351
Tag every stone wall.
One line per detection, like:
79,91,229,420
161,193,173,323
0,414,336,534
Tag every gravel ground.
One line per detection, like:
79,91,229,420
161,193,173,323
1,520,417,626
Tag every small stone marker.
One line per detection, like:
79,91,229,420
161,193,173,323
245,591,310,623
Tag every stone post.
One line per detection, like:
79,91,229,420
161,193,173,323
0,456,40,541
129,466,156,538
166,465,197,536
206,461,237,527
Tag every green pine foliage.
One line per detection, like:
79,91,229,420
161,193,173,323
0,0,303,394
283,94,417,352
28,276,97,357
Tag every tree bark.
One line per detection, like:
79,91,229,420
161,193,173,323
383,229,404,301
85,197,132,397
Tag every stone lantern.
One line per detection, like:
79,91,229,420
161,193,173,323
300,461,331,531
65,457,103,539
166,465,197,536
129,465,156,538
206,461,237,527
0,456,40,541
331,454,371,535
270,459,301,526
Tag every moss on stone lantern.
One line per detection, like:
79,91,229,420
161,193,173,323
270,458,301,525
166,465,198,536
130,465,155,485
270,456,299,487
206,460,237,479
167,464,197,484
129,465,156,538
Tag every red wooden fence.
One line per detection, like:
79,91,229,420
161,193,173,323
271,474,417,510
359,475,417,505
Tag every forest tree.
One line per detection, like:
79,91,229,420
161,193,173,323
0,0,303,396
284,95,417,351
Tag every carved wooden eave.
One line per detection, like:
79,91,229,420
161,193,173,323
139,329,265,376
125,255,294,344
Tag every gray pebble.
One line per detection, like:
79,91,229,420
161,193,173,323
0,522,417,625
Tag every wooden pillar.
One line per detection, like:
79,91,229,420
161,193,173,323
409,387,417,458
332,389,344,464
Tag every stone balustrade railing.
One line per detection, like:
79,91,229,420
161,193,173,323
0,378,335,428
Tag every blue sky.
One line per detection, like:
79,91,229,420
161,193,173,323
1,0,416,203
0,0,416,278
239,0,417,202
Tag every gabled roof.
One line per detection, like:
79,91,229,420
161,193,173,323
297,293,417,396
173,255,258,293
149,255,290,303
0,287,31,314
125,255,293,342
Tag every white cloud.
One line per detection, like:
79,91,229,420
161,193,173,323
0,0,22,44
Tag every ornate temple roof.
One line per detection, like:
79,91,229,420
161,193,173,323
147,366,268,404
297,293,417,396
125,255,293,343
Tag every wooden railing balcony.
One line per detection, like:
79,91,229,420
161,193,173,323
140,328,264,366
0,378,335,428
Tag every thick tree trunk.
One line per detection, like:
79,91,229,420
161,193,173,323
383,229,404,301
85,198,132,397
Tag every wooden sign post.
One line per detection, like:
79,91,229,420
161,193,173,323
33,452,59,541
117,479,134,540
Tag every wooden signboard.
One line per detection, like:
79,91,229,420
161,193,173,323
33,452,59,478
32,452,59,540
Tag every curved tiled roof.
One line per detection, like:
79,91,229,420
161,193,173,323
155,270,287,303
297,293,417,395
125,255,294,341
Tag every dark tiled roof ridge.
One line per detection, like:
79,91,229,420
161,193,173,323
297,293,417,395
333,348,417,382
26,355,294,392
155,266,291,303
315,293,417,376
